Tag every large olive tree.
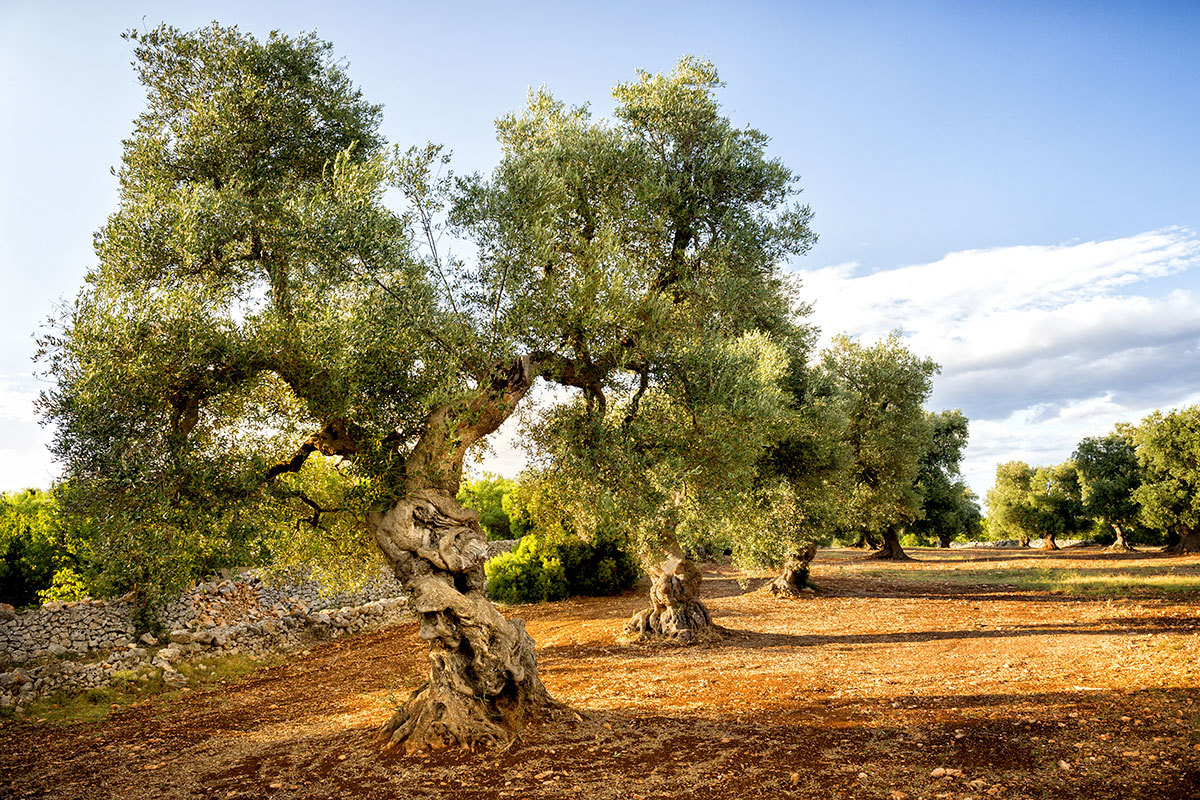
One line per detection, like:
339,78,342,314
40,26,815,750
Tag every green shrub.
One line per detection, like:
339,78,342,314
0,489,95,608
485,527,639,604
457,474,517,540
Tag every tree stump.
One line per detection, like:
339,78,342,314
623,556,716,644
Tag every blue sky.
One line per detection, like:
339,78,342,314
2,1,1198,501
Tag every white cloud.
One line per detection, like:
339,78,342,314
0,374,59,491
0,446,57,493
0,374,39,424
796,228,1200,503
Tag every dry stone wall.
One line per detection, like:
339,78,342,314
0,567,410,712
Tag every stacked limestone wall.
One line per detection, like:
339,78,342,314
0,600,137,665
0,567,409,712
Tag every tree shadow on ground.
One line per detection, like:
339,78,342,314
7,682,1198,800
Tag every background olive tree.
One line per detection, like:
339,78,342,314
1074,430,1143,551
822,333,939,560
1133,405,1200,552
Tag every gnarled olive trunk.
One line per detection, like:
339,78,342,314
869,526,911,561
370,489,557,752
1109,523,1136,552
770,543,818,598
1166,527,1200,554
624,555,716,644
1042,533,1060,551
852,531,880,550
367,357,561,752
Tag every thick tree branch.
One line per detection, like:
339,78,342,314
623,363,650,430
264,419,360,483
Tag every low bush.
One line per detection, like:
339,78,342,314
485,527,639,604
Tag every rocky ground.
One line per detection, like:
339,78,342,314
2,547,1199,799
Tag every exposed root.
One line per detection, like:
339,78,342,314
769,571,817,598
380,674,562,753
867,530,911,561
868,544,912,561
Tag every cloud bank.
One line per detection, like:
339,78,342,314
798,227,1200,501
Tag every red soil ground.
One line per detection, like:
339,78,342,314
3,547,1199,799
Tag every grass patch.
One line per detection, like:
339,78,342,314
1051,571,1200,596
853,564,1200,597
174,653,275,687
20,667,168,725
14,653,278,725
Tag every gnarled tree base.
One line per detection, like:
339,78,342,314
770,544,818,598
380,662,559,753
868,529,911,561
371,489,563,752
623,556,718,644
1166,531,1200,554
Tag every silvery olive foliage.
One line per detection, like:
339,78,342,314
39,28,819,605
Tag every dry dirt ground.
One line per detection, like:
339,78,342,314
3,547,1200,800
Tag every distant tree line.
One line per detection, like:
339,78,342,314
986,405,1200,552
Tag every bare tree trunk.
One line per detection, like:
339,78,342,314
869,526,911,561
770,543,818,598
1017,533,1031,548
936,533,952,548
1042,533,1060,551
1109,522,1136,552
369,489,558,752
624,555,716,644
852,531,880,550
1166,528,1200,554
